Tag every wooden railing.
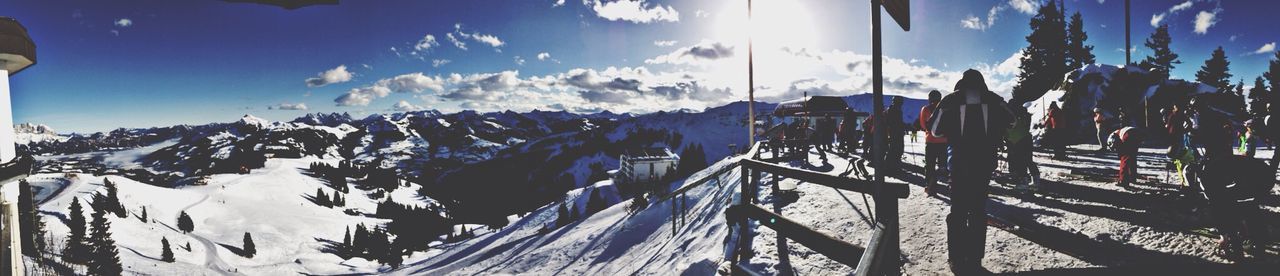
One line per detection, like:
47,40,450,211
727,144,907,276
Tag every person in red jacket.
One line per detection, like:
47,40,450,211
919,90,949,195
1044,102,1067,159
1108,126,1146,188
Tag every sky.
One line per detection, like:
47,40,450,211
2,0,1275,133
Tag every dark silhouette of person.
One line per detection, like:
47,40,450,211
920,90,949,195
1044,102,1067,159
1007,105,1040,193
882,96,906,176
839,109,861,154
926,69,1013,274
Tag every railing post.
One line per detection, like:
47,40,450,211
874,189,900,275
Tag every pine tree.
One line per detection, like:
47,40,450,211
342,226,352,257
1196,46,1233,91
243,232,256,257
1066,11,1096,71
1139,24,1181,80
556,202,571,227
103,177,125,218
316,188,331,207
18,179,46,256
63,197,91,264
1249,76,1270,119
586,188,607,215
353,223,368,254
140,206,148,223
86,203,123,276
160,237,175,263
177,211,194,233
1011,0,1069,104
1266,51,1280,103
332,192,344,207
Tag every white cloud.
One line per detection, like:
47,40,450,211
414,34,439,51
645,40,734,65
1249,42,1276,55
1193,10,1218,35
392,100,426,111
268,103,308,110
445,33,467,50
961,6,1003,31
432,59,452,68
114,18,133,27
514,56,526,66
583,0,679,24
1151,1,1195,27
695,10,709,18
653,40,678,47
537,52,551,60
305,65,355,87
1008,0,1038,15
1229,35,1238,42
1097,0,1105,4
333,72,445,106
553,0,566,7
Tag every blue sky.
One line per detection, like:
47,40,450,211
3,0,1275,133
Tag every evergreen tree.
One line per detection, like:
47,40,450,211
586,188,607,215
86,203,123,276
1011,0,1068,104
243,232,256,257
1249,76,1270,119
1066,11,1096,71
556,202,571,227
160,237,175,263
1266,51,1280,103
103,177,125,218
353,223,368,254
177,211,194,233
342,226,352,257
332,192,344,207
63,197,91,264
18,179,46,256
140,206,148,223
1196,46,1233,91
1139,24,1181,80
316,188,331,207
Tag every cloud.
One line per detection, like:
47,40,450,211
1193,10,1218,35
645,40,734,65
1249,42,1276,55
695,10,710,18
553,0,566,7
446,33,467,50
432,59,452,68
414,34,439,51
653,40,678,47
537,52,552,61
305,65,355,87
578,90,636,104
514,56,526,66
268,102,309,110
961,6,1003,31
1151,1,1194,27
334,73,445,106
392,100,426,111
114,18,133,27
583,0,679,24
441,71,526,101
452,24,504,50
1008,0,1038,15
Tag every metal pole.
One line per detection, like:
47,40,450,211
1125,0,1131,66
871,1,901,274
747,0,756,146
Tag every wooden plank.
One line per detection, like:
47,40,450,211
740,159,909,199
725,204,865,267
853,225,888,276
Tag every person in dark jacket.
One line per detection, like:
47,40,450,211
1044,102,1067,159
920,90,949,195
926,69,1013,274
882,96,906,176
839,110,861,154
1186,94,1271,259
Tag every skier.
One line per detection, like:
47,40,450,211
920,90,949,195
839,109,860,154
882,96,906,176
1007,105,1040,193
1043,102,1067,159
926,69,1013,274
1108,126,1145,188
1093,107,1110,151
1187,94,1272,259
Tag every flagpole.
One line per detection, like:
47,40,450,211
747,0,756,147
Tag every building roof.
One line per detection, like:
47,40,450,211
773,96,861,117
623,147,678,161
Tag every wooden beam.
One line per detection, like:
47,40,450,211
739,159,909,199
853,225,888,276
725,204,865,267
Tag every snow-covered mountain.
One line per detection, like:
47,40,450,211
15,122,69,145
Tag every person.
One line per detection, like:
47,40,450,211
1094,107,1110,151
1044,102,1067,159
1186,94,1271,259
926,69,1013,274
1007,105,1040,193
839,110,861,154
862,114,875,157
1239,119,1260,158
882,96,906,176
920,90,949,196
816,116,837,152
1165,104,1197,191
1108,126,1145,188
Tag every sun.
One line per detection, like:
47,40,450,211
708,0,825,99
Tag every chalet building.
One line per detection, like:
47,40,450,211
618,147,679,185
